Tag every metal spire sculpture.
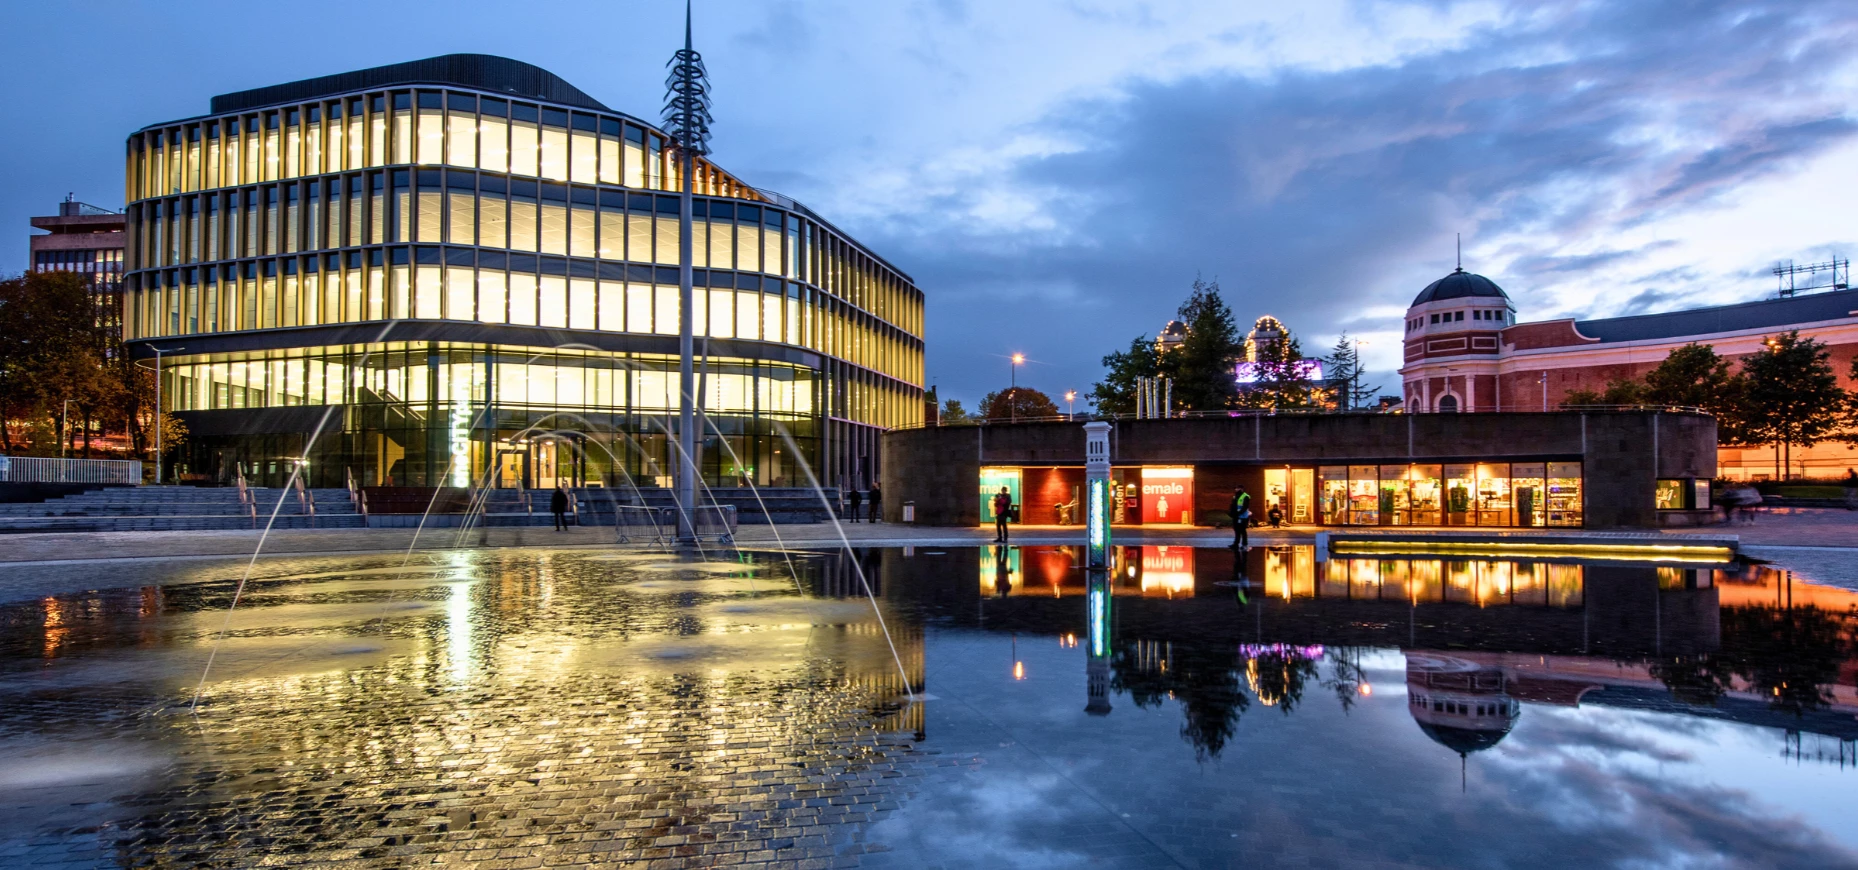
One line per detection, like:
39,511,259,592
663,0,712,543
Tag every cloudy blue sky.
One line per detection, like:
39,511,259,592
4,0,1855,407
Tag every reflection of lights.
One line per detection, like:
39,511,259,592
1088,588,1107,657
1013,661,1025,680
1061,633,1078,648
1359,683,1373,696
1330,540,1733,564
447,574,474,684
1239,643,1325,659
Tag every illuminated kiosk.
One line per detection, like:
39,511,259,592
122,55,925,489
1084,421,1112,568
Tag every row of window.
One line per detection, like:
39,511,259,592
128,174,922,339
128,89,751,202
33,249,124,273
154,343,921,432
1406,308,1512,332
127,258,923,388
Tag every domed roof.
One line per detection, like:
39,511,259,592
1413,268,1509,306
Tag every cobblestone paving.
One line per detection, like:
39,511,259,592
0,551,948,868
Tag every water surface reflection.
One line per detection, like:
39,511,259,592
0,545,1853,867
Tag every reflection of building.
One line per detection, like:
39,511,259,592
123,54,924,488
1404,652,1520,758
889,411,1716,529
1398,267,1858,479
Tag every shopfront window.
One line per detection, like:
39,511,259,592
1547,462,1583,526
980,468,1022,526
1348,465,1379,525
1474,463,1512,526
1320,466,1348,524
1444,464,1474,526
1512,463,1545,527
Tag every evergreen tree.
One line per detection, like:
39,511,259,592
1740,332,1848,478
1325,333,1379,411
1170,279,1244,411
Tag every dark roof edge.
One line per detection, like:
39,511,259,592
1573,287,1858,343
210,54,612,114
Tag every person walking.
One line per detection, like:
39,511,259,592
1229,486,1252,549
1845,469,1858,511
869,482,883,524
550,485,571,531
848,486,864,523
993,486,1013,543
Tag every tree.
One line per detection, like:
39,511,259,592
940,399,974,425
1090,278,1245,415
1325,333,1379,411
1090,335,1160,415
1169,278,1245,412
1640,343,1751,443
1740,332,1848,479
978,387,1059,421
0,272,112,454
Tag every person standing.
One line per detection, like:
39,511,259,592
848,486,864,523
550,485,571,531
1229,486,1252,549
869,482,883,524
1845,469,1858,511
993,486,1013,543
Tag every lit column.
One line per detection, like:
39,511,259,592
1084,421,1111,569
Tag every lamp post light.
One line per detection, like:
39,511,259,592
1064,390,1076,420
1351,338,1369,412
1010,353,1025,422
140,345,184,484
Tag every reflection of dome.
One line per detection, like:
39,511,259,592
1405,652,1519,756
1416,722,1511,755
1411,269,1509,306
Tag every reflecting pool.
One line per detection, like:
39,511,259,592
0,545,1854,867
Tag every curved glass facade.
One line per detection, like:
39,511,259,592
122,59,924,489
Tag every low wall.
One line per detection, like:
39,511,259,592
880,411,1717,530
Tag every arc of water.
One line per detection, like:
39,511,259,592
192,321,404,713
771,421,917,704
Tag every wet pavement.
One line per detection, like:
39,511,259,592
0,544,1854,867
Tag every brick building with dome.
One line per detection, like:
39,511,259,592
1399,268,1858,479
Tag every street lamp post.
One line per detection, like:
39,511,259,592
1010,353,1024,422
1064,390,1076,420
1350,338,1369,411
1539,371,1548,413
142,345,183,484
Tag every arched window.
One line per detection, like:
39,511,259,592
1437,395,1459,413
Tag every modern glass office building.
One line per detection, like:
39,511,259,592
122,55,924,489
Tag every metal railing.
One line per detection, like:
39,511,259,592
0,456,143,485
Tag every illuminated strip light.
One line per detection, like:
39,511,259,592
1087,478,1108,550
1328,540,1734,564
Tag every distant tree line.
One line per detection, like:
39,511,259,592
1561,334,1858,476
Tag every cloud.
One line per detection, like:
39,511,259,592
851,0,1858,403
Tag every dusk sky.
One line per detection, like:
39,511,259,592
5,0,1855,408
